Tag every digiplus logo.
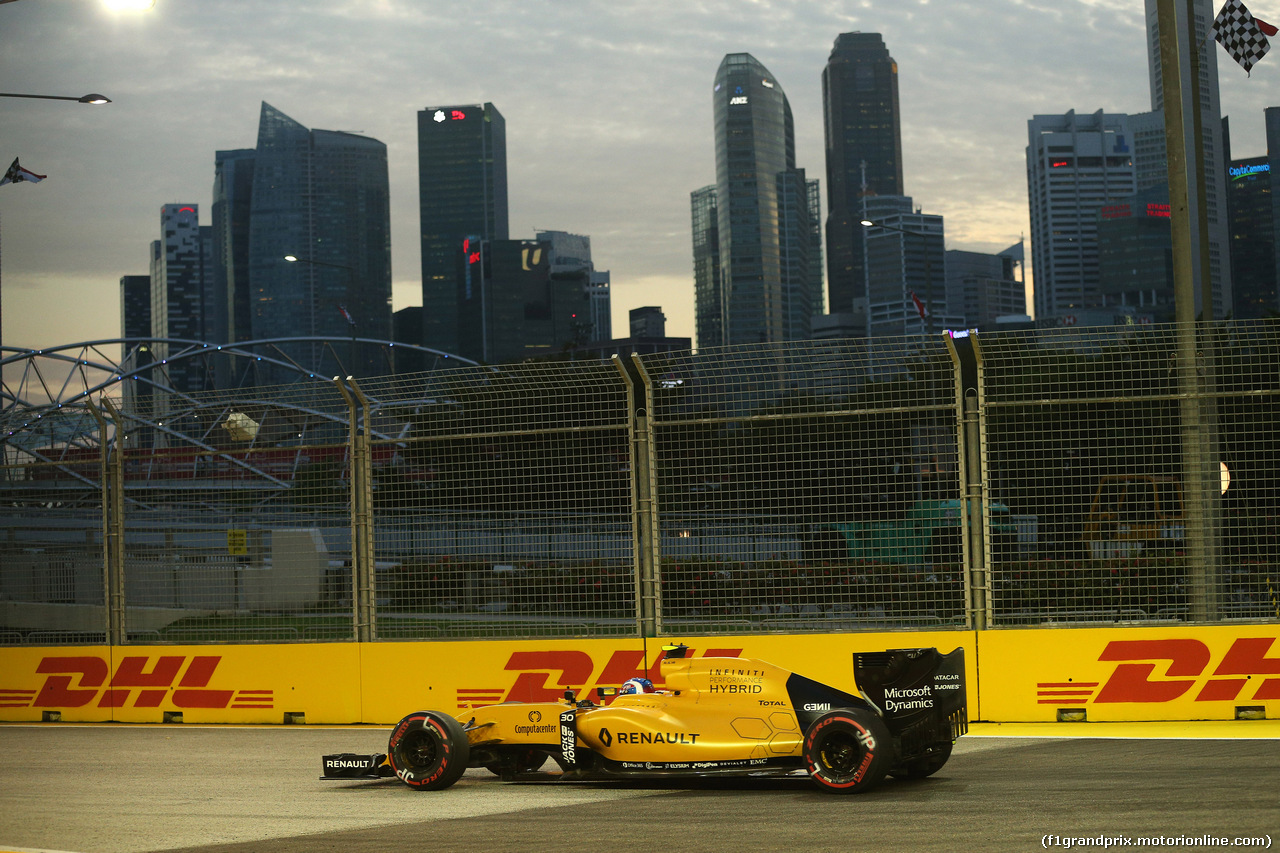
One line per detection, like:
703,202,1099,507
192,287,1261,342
1037,637,1280,705
0,655,272,710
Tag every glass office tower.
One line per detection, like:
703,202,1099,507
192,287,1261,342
690,184,722,349
247,102,391,382
418,103,508,356
211,148,255,346
710,53,815,345
822,33,904,318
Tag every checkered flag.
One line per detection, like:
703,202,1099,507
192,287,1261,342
1213,0,1277,75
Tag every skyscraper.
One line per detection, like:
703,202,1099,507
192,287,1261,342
247,102,391,381
1143,0,1232,318
862,195,947,336
690,184,722,348
148,204,213,396
150,204,205,345
211,148,255,345
457,238,590,363
118,274,154,446
702,53,817,346
1096,185,1175,322
536,229,612,343
1027,110,1137,320
944,249,1026,329
120,274,152,341
1225,156,1275,319
418,103,508,356
822,33,904,317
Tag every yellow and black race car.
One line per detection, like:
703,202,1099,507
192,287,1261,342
321,644,967,794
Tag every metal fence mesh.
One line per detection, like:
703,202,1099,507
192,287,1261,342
979,323,1280,625
2,321,1277,645
363,360,634,639
647,338,964,632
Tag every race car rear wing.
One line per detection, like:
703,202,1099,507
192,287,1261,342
853,647,968,745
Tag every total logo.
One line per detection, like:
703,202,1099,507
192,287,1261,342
1036,637,1280,705
0,655,272,710
455,646,742,708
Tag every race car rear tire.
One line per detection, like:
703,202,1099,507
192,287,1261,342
891,740,953,780
803,708,893,794
387,711,470,791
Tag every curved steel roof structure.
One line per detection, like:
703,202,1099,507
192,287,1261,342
1,337,479,510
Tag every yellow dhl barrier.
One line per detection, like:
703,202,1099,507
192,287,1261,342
979,623,1280,722
0,632,975,724
0,625,1276,725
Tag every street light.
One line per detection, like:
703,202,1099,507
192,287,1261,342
861,218,937,335
0,92,111,104
283,254,360,374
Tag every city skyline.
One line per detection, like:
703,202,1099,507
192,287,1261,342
1,0,1278,355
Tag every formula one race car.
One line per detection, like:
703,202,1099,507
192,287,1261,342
321,644,967,794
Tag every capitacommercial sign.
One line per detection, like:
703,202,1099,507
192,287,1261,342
979,625,1280,722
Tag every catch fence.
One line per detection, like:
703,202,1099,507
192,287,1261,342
2,321,1277,644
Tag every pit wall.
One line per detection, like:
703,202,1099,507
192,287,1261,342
1,623,1277,725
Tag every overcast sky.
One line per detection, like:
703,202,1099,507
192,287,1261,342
1,0,1277,355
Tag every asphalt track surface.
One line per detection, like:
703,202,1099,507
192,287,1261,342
1,721,1277,853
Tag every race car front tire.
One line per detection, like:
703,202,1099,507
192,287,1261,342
802,708,893,794
387,711,470,791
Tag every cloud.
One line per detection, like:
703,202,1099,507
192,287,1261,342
1,0,1275,350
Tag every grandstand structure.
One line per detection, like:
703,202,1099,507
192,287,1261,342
1,337,477,511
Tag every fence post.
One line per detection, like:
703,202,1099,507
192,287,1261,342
335,378,376,642
86,399,126,645
614,353,661,638
1181,327,1222,621
947,331,990,629
1157,0,1221,621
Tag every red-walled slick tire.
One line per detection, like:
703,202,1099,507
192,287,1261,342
387,711,470,791
803,708,893,793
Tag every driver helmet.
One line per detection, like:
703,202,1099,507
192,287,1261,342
619,677,654,695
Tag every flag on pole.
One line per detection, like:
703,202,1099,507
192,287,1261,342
338,305,356,327
910,291,929,320
0,157,47,186
1213,0,1275,75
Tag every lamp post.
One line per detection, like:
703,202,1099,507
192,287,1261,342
283,254,359,375
0,92,111,104
861,218,937,335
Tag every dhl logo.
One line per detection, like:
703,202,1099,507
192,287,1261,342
1036,637,1280,705
456,646,743,709
0,655,272,710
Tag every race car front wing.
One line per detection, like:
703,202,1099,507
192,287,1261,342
321,752,394,780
